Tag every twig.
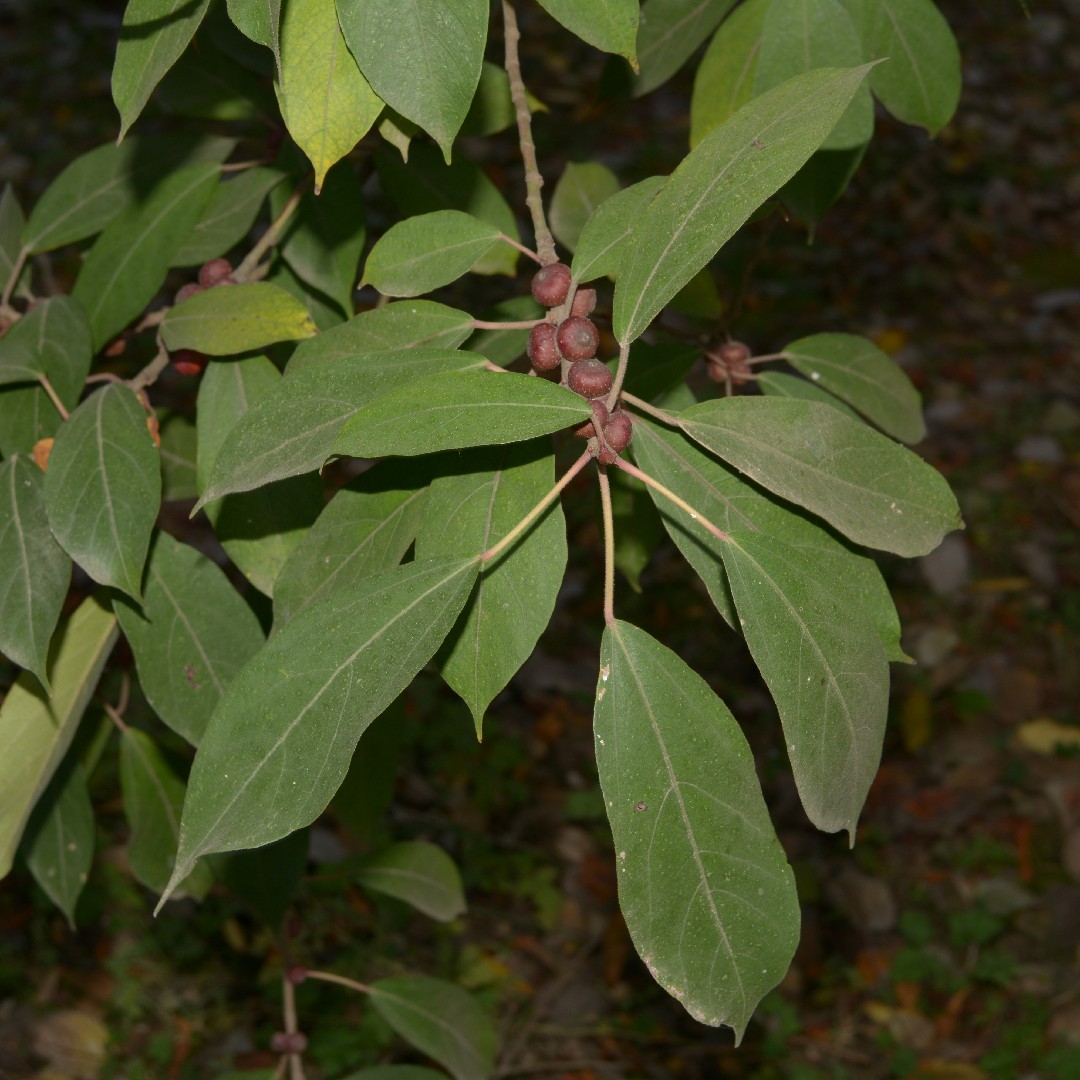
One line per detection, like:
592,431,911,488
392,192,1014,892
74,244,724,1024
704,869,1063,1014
614,458,730,543
36,372,69,421
502,1,556,264
234,179,306,282
597,465,616,627
499,232,543,264
128,341,171,394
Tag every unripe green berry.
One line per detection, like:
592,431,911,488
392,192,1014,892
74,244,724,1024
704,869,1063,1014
530,262,572,307
567,358,612,399
556,316,599,361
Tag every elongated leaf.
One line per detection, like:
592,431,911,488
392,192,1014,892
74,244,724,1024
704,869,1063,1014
336,0,489,160
227,0,282,68
356,841,465,922
72,162,220,350
274,460,429,628
361,210,504,298
368,976,496,1080
614,64,873,344
571,176,665,284
596,620,799,1038
199,350,485,505
416,443,566,732
161,281,317,355
0,184,25,293
0,457,72,688
632,0,738,97
159,557,478,903
842,0,960,134
115,532,266,746
287,302,474,374
536,0,639,63
22,758,94,927
757,369,861,421
113,0,214,139
720,531,888,836
678,397,961,557
783,332,925,443
276,0,384,188
0,595,117,878
210,829,309,925
22,133,234,254
550,162,621,254
45,384,161,599
120,727,213,899
335,371,591,459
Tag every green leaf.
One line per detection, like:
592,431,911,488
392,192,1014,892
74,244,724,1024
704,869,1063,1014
632,0,738,97
779,141,868,226
115,532,265,746
227,0,282,69
335,371,591,459
162,281,317,355
613,64,874,344
465,296,543,367
210,829,309,925
112,0,214,139
269,258,346,331
459,61,515,137
332,698,407,840
158,411,199,500
72,162,220,351
45,384,161,599
173,165,287,266
783,332,926,444
720,531,889,836
341,1069,452,1080
570,176,665,284
21,133,234,255
286,301,474,375
0,595,117,879
276,0,383,189
356,841,465,922
375,144,520,278
595,620,799,1039
757,369,862,422
0,184,25,294
22,758,94,928
689,0,769,147
120,728,213,899
361,210,504,298
0,457,72,689
678,396,961,557
336,0,489,161
367,975,496,1080
550,162,621,255
159,557,478,901
198,350,484,504
610,468,664,592
274,460,429,629
416,443,566,733
536,0,639,64
842,0,961,134
195,357,323,596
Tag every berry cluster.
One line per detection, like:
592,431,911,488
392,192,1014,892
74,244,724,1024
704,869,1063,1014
170,258,237,377
706,340,753,387
526,262,632,462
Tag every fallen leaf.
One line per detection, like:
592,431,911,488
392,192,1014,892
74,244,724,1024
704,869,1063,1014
1015,718,1080,754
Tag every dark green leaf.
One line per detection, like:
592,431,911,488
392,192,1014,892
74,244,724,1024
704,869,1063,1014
550,162,621,254
157,411,199,500
596,620,799,1039
210,828,309,925
632,0,738,97
226,0,282,67
356,841,465,922
45,385,161,598
756,369,862,421
465,295,543,367
269,258,346,331
332,698,407,841
610,468,663,591
570,176,665,284
779,141,868,226
459,61,514,137
536,0,639,64
0,184,25,294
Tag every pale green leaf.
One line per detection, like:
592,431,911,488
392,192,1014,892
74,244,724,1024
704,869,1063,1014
632,0,738,97
570,176,665,284
550,162,621,254
536,0,639,63
356,841,465,922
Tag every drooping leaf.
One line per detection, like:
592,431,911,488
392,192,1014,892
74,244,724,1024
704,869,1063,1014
536,0,639,64
274,460,429,629
276,0,384,188
158,411,199,500
356,841,465,922
613,64,874,344
367,976,496,1080
595,620,800,1039
45,384,161,599
783,332,926,443
286,301,474,374
210,828,309,925
720,531,889,836
22,757,94,928
677,396,961,557
416,443,566,733
631,0,738,97
0,457,72,688
549,162,621,254
0,595,117,878
158,557,478,903
335,371,591,459
361,210,505,298
161,281,317,355
570,176,665,284
72,162,220,350
115,532,266,746
112,0,214,139
336,0,489,160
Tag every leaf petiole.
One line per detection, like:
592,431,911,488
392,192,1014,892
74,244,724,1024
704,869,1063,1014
615,457,730,543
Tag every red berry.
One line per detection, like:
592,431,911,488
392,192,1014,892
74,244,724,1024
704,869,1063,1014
530,262,571,308
172,349,207,377
574,398,609,439
198,258,234,288
556,316,599,362
175,282,204,304
285,1032,308,1054
718,340,751,365
567,358,612,400
603,410,633,452
270,1032,289,1053
570,287,597,317
286,965,307,985
527,322,560,372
